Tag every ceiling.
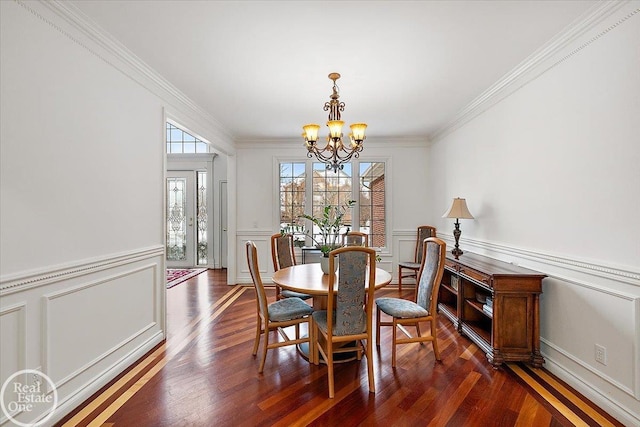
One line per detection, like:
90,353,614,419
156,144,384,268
70,1,595,142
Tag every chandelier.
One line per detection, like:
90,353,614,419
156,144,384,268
302,73,367,173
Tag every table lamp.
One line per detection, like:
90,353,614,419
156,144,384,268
442,198,474,258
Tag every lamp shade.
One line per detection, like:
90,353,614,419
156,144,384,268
349,123,367,142
327,120,344,139
302,124,320,143
443,198,474,219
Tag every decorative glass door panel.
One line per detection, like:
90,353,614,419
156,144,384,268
166,172,197,267
196,171,208,265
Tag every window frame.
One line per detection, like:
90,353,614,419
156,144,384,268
275,157,390,252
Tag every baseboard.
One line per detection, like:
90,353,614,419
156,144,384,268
47,331,164,426
544,356,640,427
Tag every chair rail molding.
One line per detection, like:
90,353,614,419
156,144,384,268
436,234,639,288
0,245,164,294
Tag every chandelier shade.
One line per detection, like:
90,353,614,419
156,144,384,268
302,73,367,172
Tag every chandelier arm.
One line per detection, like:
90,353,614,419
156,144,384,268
308,140,364,163
331,150,355,162
308,146,339,163
329,144,363,161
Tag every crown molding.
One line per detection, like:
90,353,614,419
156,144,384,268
18,0,235,152
430,1,640,142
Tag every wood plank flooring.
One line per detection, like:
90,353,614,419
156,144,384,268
57,269,624,427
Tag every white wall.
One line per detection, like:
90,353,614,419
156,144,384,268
234,138,430,284
428,3,640,425
0,2,232,425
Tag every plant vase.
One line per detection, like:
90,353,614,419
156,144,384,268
319,256,337,275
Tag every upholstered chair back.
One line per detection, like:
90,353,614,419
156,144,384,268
271,233,296,271
246,241,268,317
343,231,369,247
415,226,437,264
327,246,376,336
415,237,447,313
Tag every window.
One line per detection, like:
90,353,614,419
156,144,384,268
279,162,306,244
311,162,354,242
359,162,386,247
278,160,386,249
166,123,209,153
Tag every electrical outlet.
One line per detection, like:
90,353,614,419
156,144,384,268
595,344,607,365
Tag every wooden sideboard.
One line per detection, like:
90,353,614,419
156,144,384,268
438,252,547,367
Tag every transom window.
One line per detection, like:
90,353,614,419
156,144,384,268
166,123,209,153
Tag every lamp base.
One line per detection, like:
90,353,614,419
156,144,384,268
452,219,463,259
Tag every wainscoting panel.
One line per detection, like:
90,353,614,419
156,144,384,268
541,277,637,393
0,246,165,425
0,303,26,389
236,232,270,282
43,263,158,390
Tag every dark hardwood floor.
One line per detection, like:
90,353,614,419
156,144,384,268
58,269,623,427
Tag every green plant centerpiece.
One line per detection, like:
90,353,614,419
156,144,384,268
299,200,356,257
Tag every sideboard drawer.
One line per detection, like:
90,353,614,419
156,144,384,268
459,267,492,287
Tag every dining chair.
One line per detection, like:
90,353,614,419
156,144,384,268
376,237,446,367
270,233,312,301
310,246,377,398
398,225,437,294
342,230,369,247
246,241,314,373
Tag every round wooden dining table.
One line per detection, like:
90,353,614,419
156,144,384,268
271,263,392,311
271,262,392,362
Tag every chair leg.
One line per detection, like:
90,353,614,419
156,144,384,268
310,319,318,365
327,344,335,398
392,318,398,368
259,325,270,373
431,318,441,361
376,306,381,346
252,315,262,356
398,267,403,293
366,337,375,393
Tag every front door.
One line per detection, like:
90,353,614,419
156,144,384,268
166,171,196,267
